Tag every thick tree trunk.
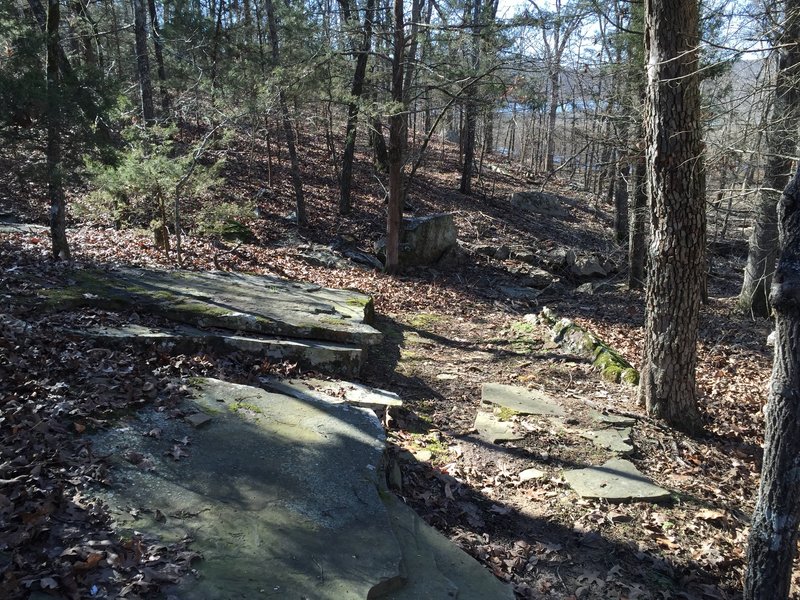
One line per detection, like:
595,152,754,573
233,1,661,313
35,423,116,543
385,0,405,274
338,0,375,215
265,0,306,225
46,0,70,260
744,163,800,600
638,0,705,433
739,17,800,318
132,0,155,123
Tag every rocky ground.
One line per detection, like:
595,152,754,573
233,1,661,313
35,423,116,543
0,131,781,599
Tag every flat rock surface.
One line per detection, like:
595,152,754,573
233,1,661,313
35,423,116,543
474,410,524,443
481,383,565,416
564,459,671,503
378,495,515,600
580,427,633,455
589,410,637,427
59,267,381,346
92,378,402,599
261,377,403,409
78,323,364,377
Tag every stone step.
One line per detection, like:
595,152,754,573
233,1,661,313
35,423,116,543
76,323,364,377
49,267,382,347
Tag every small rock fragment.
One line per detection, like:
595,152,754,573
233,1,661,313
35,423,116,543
518,468,546,482
185,413,212,428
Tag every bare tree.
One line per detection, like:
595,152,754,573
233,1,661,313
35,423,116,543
386,0,406,274
745,159,800,600
638,0,705,433
46,0,70,260
739,1,800,318
265,0,306,226
132,0,155,123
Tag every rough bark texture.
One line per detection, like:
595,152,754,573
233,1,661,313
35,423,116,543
28,0,111,140
46,0,70,260
147,0,169,112
459,0,481,195
132,0,155,123
739,6,800,318
385,0,406,274
638,0,705,433
338,0,375,215
265,0,306,225
744,163,800,600
613,151,629,244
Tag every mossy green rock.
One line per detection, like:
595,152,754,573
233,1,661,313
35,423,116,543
45,267,381,346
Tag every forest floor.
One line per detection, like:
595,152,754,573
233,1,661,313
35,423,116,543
0,128,783,599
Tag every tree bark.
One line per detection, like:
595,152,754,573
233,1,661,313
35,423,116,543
459,0,481,195
28,0,111,140
744,162,800,600
132,0,155,123
613,151,629,244
148,0,170,112
739,7,800,318
385,0,406,274
265,0,306,225
638,0,705,433
628,151,647,289
338,0,375,214
46,0,70,260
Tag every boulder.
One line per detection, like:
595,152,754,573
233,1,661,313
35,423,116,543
509,191,569,218
511,247,538,264
569,254,607,278
376,213,458,267
541,247,575,270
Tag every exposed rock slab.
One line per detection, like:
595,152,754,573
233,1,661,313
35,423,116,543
474,410,524,443
260,377,403,410
52,267,381,347
509,191,569,218
0,222,48,234
92,378,401,599
580,427,633,455
481,383,565,416
589,410,637,427
378,495,515,600
77,323,364,377
564,459,671,503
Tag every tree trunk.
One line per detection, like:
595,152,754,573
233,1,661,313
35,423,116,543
148,0,169,112
46,0,70,260
638,0,705,433
28,0,112,140
339,0,375,215
744,162,800,600
544,70,559,172
459,0,481,194
739,13,800,318
265,0,306,225
628,153,647,289
133,0,154,123
385,0,405,274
